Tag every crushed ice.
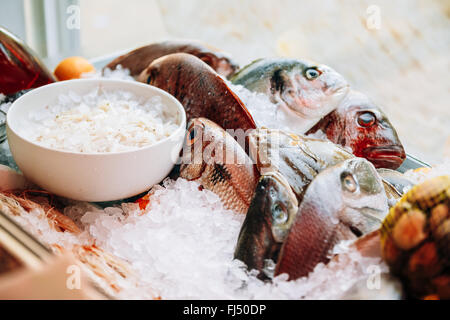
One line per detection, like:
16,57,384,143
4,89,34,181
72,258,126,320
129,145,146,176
60,178,393,299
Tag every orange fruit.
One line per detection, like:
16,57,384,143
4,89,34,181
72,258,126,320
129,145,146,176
54,56,95,81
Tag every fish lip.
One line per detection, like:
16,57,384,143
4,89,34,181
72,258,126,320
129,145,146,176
263,171,299,209
362,145,406,169
326,83,350,96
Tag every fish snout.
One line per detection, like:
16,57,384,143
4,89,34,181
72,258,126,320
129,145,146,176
319,66,349,97
361,145,406,169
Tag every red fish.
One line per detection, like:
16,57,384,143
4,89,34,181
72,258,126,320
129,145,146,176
105,40,239,78
307,90,406,169
274,158,388,280
139,53,256,132
180,118,259,214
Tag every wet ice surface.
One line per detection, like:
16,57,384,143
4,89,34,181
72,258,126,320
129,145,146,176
58,178,392,300
4,175,393,299
82,66,135,81
228,83,280,129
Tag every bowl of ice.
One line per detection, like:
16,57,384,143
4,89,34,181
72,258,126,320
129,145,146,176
6,79,186,202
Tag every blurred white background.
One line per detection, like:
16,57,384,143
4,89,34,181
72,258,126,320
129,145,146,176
1,0,449,164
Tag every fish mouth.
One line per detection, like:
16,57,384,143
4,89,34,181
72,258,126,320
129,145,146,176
326,83,350,97
263,171,299,209
362,146,406,169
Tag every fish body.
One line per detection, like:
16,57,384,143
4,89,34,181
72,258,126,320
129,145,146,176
179,118,259,214
105,40,238,78
308,90,406,169
231,58,349,133
234,129,354,274
140,53,256,132
234,172,298,276
248,128,353,201
275,158,389,280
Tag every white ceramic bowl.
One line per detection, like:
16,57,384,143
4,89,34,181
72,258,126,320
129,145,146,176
6,79,186,202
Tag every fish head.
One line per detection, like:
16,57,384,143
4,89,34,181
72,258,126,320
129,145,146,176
179,117,225,180
273,158,388,279
273,60,349,121
332,91,406,169
335,158,389,235
180,118,258,214
138,54,166,85
234,172,298,275
293,157,388,238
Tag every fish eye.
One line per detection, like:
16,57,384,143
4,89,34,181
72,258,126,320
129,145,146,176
357,112,376,128
186,125,199,146
305,68,322,80
272,203,288,224
146,75,152,84
341,173,358,193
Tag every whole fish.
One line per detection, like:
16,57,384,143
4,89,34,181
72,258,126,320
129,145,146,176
248,128,353,201
234,171,299,276
275,158,389,280
307,90,406,169
230,58,349,133
105,40,239,78
139,53,256,132
234,129,353,275
249,128,404,203
179,118,259,214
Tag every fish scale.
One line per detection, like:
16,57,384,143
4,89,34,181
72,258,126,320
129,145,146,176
180,118,259,214
142,53,256,132
273,158,389,280
274,201,338,279
248,129,353,202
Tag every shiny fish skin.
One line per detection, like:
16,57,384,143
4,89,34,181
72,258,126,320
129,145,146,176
140,53,256,132
105,40,239,78
234,172,298,276
307,90,406,169
248,128,353,202
377,168,415,205
179,118,259,214
231,58,349,133
234,130,354,276
275,158,389,280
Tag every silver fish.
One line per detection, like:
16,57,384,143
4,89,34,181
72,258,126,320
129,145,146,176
231,58,349,133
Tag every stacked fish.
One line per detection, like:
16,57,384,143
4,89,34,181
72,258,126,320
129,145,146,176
2,38,448,299
104,41,449,298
